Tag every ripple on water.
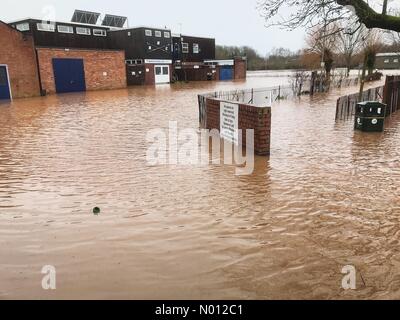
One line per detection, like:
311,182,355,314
0,72,400,299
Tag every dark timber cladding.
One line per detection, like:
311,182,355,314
9,19,112,50
109,27,173,60
173,35,215,62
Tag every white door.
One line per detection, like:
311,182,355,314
154,65,170,84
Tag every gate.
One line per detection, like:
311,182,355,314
219,67,233,81
52,58,86,93
154,65,170,84
0,65,11,100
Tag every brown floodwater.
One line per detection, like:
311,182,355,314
1,71,400,300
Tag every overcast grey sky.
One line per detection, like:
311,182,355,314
2,0,306,55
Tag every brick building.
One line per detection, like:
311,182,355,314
1,9,247,100
0,21,40,100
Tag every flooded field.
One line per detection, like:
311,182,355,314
1,70,400,299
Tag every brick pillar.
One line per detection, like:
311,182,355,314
234,57,247,80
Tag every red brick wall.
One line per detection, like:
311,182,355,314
204,97,271,155
234,57,247,80
36,48,126,94
144,64,155,85
0,22,40,98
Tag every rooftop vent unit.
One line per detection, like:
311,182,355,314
71,10,100,25
101,14,127,28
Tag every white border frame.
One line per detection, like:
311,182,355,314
0,64,12,101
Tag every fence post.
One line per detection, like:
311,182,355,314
335,98,339,120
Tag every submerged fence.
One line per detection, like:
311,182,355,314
335,76,400,120
336,86,384,120
204,85,294,106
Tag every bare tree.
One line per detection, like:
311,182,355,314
337,20,368,76
363,29,383,75
258,0,400,33
305,24,339,78
358,29,384,99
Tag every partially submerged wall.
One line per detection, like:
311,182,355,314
199,96,271,155
36,48,127,94
0,21,40,98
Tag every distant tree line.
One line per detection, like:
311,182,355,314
216,45,303,70
217,37,399,73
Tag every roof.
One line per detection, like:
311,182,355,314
111,25,171,31
204,59,234,66
376,52,400,57
0,19,25,34
7,18,214,39
8,18,110,29
8,18,174,32
180,34,215,40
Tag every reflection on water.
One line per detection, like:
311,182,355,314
0,71,400,299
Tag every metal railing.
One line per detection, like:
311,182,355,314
201,85,295,106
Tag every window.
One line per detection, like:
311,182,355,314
145,29,152,36
155,31,162,37
193,43,199,54
155,66,162,75
0,67,8,86
76,27,91,35
162,66,169,75
164,31,170,38
37,23,55,32
127,31,131,36
394,59,399,63
57,25,73,34
16,23,30,31
182,43,189,53
384,59,390,63
93,29,107,37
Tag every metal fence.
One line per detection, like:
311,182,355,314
335,86,384,120
335,75,400,120
202,85,295,106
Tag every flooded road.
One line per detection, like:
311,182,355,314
1,71,400,299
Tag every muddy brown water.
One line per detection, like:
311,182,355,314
1,71,400,299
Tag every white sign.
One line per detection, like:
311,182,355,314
144,59,173,64
220,101,239,145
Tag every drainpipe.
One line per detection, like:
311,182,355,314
34,48,45,96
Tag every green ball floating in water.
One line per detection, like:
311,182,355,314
93,207,101,215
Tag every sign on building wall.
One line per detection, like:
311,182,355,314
220,101,239,145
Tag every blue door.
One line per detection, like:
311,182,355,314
0,66,11,100
52,58,86,93
219,67,234,81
